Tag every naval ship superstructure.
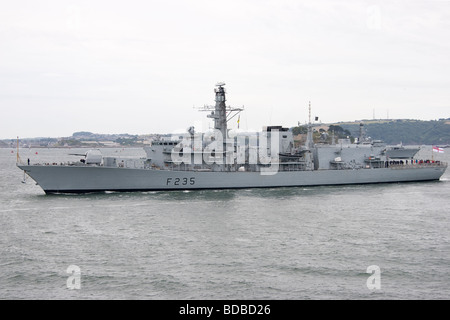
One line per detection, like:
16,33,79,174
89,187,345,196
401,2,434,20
17,83,447,194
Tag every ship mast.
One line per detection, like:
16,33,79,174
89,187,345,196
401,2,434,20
306,101,314,149
16,136,21,164
196,83,244,169
199,83,244,138
210,82,228,138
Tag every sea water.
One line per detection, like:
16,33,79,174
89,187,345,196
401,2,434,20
0,146,449,299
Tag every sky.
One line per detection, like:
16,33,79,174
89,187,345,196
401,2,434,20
1,0,450,139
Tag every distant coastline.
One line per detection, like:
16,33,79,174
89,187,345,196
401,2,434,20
2,118,450,148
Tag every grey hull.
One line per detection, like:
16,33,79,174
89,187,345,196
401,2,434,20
18,165,447,194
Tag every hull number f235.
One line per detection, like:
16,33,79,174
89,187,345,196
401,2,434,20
166,177,195,186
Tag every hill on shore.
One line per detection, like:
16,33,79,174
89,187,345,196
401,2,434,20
337,119,450,145
2,118,450,148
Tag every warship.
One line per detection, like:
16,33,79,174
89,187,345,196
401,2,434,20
17,83,447,194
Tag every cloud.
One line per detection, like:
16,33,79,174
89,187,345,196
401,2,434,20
1,0,449,138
